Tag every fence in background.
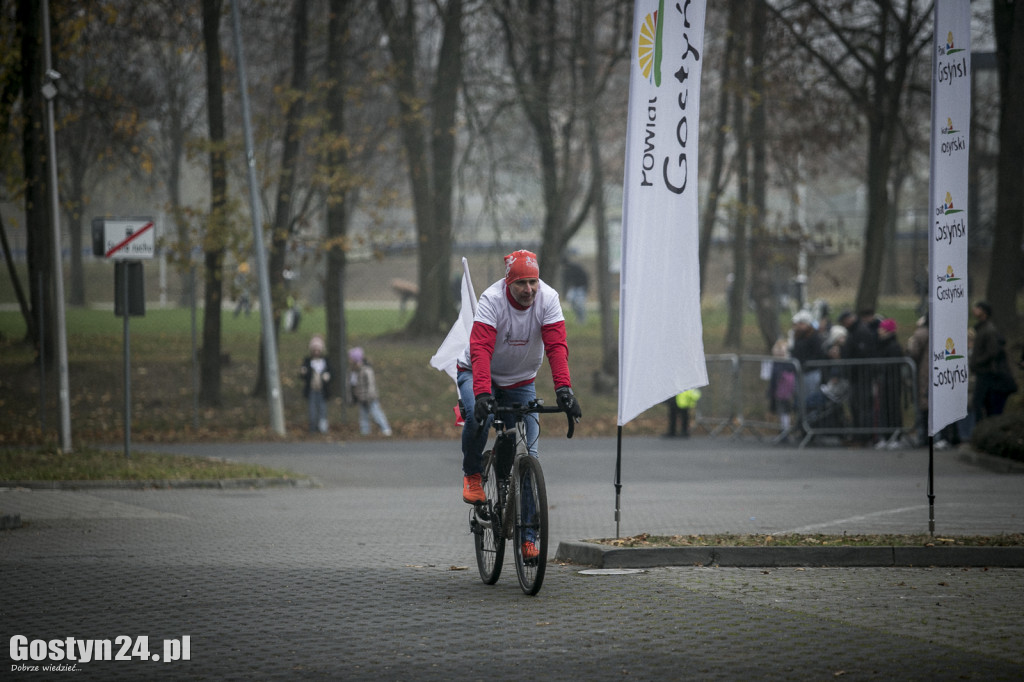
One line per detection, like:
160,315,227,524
693,354,918,449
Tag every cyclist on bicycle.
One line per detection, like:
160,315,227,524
456,250,582,558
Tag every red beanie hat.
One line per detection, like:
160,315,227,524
504,250,539,285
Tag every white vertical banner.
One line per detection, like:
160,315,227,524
928,2,971,436
618,0,708,426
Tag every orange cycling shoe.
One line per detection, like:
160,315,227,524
463,473,486,504
521,540,539,560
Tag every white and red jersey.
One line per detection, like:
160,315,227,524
458,278,571,396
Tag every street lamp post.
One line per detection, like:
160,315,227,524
41,0,72,453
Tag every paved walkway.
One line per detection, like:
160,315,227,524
3,437,1023,679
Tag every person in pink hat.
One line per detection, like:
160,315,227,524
347,346,392,437
300,335,333,433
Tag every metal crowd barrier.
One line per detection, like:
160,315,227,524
692,354,739,436
692,355,918,449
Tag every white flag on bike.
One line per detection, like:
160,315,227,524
429,257,478,382
617,0,708,426
927,1,970,436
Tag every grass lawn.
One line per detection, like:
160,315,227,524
0,445,304,483
2,300,931,449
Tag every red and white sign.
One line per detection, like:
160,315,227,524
103,219,155,260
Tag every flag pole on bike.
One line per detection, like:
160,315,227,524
615,0,710,538
429,257,478,384
429,258,478,425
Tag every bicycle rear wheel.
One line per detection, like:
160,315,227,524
512,455,548,595
472,452,505,584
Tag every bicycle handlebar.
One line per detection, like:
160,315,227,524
474,399,576,439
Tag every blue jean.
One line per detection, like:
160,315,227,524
358,400,391,435
307,392,328,433
458,371,541,544
457,371,539,475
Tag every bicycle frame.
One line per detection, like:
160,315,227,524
469,398,574,595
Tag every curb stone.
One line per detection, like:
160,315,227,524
957,449,1024,474
0,477,319,491
554,541,1024,568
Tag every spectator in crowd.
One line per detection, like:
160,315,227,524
348,347,393,437
906,315,930,447
822,324,848,359
841,308,879,360
768,337,797,436
839,308,878,437
874,318,906,444
876,318,901,357
790,310,827,412
969,301,1018,421
818,325,851,426
790,310,825,364
300,335,333,433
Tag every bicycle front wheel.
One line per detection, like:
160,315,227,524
473,452,505,584
512,455,548,595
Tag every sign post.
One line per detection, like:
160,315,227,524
93,217,155,459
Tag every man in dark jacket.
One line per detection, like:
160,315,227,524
839,309,878,435
970,301,1017,420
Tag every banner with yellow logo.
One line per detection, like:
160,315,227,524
928,1,971,435
618,0,708,426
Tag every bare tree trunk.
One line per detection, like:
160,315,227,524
581,0,616,385
19,0,56,367
856,115,893,313
200,0,226,406
724,0,749,350
767,1,929,317
255,0,308,398
747,0,778,352
377,0,463,336
0,213,36,345
170,131,191,308
425,0,462,334
699,1,736,298
325,0,351,381
0,12,33,341
496,1,591,291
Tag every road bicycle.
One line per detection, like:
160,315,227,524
469,399,575,596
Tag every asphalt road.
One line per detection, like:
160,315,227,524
2,436,1023,680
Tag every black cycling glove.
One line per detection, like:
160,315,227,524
474,393,496,424
556,386,582,421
